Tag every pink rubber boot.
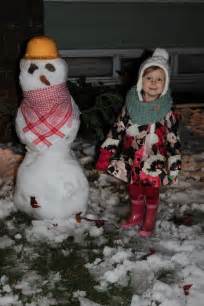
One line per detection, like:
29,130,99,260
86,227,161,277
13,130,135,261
121,199,145,229
138,204,158,237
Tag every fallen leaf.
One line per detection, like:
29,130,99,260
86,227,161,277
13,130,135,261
75,213,82,223
183,284,193,296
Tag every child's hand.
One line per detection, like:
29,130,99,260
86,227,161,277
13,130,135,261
95,148,113,171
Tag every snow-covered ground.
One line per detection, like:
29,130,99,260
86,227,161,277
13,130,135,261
0,121,204,306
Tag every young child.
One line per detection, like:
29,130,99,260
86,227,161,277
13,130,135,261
96,48,181,237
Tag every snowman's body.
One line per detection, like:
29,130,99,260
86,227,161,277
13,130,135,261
14,50,89,220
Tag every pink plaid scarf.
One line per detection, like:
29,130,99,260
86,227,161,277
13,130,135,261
21,83,78,147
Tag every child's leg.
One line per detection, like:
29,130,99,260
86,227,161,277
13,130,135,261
139,186,160,237
121,183,145,229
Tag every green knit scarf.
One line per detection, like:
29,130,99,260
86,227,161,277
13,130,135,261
126,86,173,125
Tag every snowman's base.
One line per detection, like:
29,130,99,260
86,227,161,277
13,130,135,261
14,145,89,220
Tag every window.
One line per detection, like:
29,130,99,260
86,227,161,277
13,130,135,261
63,57,113,78
178,54,204,74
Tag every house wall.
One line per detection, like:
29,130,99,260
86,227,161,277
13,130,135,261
44,1,204,99
0,0,43,142
44,1,204,49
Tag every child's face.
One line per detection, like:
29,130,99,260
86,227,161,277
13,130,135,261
142,68,165,101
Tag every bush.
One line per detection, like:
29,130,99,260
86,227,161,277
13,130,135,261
68,78,124,141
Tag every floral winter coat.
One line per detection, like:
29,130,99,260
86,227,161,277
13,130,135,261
96,105,181,188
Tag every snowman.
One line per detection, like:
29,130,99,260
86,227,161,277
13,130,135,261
14,36,89,220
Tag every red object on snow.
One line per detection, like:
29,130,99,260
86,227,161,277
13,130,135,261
183,284,193,296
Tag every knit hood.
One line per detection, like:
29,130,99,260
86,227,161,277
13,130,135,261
136,48,170,101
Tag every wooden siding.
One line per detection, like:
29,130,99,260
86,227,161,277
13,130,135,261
44,1,204,49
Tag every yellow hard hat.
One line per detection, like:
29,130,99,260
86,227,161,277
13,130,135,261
24,36,59,59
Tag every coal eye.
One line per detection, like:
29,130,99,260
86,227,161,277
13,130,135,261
45,63,56,72
28,63,38,74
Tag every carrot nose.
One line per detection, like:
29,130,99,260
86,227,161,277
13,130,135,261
40,75,50,86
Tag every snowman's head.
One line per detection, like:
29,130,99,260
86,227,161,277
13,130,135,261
19,36,68,91
19,58,68,91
